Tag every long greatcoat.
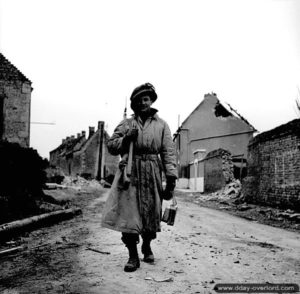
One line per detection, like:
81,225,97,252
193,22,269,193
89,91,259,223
101,109,177,234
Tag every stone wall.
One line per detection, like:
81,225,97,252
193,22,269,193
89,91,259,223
0,53,32,148
204,148,234,192
0,80,32,148
71,152,83,176
243,119,300,210
80,130,101,178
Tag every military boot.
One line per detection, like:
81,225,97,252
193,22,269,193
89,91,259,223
141,239,154,263
124,243,140,272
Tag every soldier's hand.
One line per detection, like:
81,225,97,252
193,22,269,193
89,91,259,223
126,127,138,140
122,127,138,148
163,176,177,200
166,176,176,192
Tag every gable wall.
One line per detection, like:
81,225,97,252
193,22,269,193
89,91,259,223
176,94,254,178
0,80,32,147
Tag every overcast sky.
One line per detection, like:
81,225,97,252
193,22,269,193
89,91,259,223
1,0,300,159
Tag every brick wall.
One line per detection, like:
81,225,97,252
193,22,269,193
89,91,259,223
204,148,234,192
243,119,300,210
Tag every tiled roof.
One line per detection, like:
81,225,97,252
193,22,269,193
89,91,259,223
0,52,31,83
50,128,111,156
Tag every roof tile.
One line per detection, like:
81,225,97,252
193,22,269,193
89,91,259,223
0,52,31,83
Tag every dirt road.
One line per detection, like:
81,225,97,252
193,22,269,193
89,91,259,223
0,187,299,294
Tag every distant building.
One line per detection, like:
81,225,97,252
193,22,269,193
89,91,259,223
0,53,32,147
243,119,300,210
50,121,119,182
174,93,256,191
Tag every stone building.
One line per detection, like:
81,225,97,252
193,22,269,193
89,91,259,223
50,121,119,182
0,53,32,147
243,119,300,211
174,92,256,191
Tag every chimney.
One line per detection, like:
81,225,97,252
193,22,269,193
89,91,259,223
77,133,81,138
62,138,66,144
81,131,86,138
71,135,75,140
204,92,218,104
89,126,95,138
98,121,104,130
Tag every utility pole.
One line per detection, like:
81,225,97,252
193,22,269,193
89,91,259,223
31,122,55,125
96,121,105,181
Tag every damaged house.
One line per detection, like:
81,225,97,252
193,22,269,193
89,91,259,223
174,93,256,192
243,119,300,211
49,121,119,182
0,53,32,147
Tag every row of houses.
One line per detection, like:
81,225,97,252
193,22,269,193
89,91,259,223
1,51,299,210
49,121,119,182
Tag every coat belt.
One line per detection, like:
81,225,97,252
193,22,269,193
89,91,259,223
134,154,159,161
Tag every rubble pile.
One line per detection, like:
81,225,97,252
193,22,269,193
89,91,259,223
62,176,103,191
203,148,235,193
198,179,242,202
192,179,300,227
221,152,235,184
45,166,64,184
272,210,300,222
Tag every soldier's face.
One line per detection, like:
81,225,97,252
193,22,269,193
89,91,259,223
136,95,152,113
